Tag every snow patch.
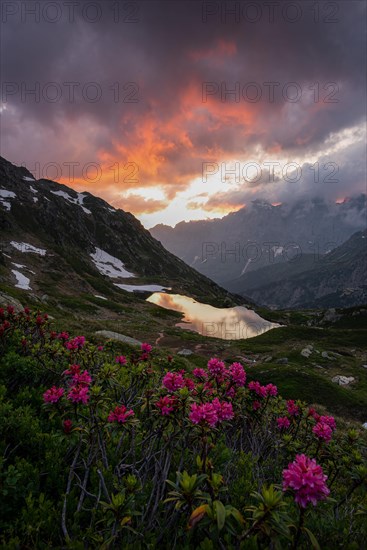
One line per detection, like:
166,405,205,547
11,262,36,274
30,186,38,194
33,197,38,203
272,246,284,258
12,270,31,290
94,295,108,301
90,248,135,279
0,200,11,211
0,189,16,199
51,189,92,215
0,189,16,211
11,241,47,256
23,176,35,182
115,283,170,293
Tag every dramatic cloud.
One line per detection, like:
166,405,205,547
1,0,366,225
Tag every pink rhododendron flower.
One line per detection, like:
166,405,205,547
248,381,267,398
313,422,333,443
253,400,261,411
63,419,73,434
184,378,196,391
207,358,226,377
63,364,81,376
66,336,86,350
277,416,291,430
155,396,176,415
7,305,15,315
286,400,300,416
319,415,336,431
282,454,330,508
141,342,152,353
57,331,69,342
265,383,278,397
115,355,127,365
67,385,90,404
43,386,64,403
193,368,208,381
226,386,236,398
108,404,134,423
72,370,92,386
212,398,234,421
229,362,246,386
36,315,44,326
162,372,185,392
189,402,218,427
97,345,104,351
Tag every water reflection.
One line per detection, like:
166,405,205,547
147,293,280,340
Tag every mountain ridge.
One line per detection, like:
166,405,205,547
0,156,241,308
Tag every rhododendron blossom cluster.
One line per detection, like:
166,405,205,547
282,454,330,508
313,422,333,443
277,416,291,430
67,385,90,404
286,400,300,416
108,405,134,423
43,386,64,403
189,399,233,427
66,335,86,350
207,358,226,377
229,362,246,386
155,396,176,415
162,371,186,392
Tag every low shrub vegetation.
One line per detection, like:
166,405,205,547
0,306,366,548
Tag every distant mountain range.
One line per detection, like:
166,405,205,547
0,156,237,308
226,230,367,309
151,196,367,285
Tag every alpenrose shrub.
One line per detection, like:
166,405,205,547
0,307,366,549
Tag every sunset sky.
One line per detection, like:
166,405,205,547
2,0,366,228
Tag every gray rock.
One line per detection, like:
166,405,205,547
264,356,273,363
177,348,193,356
301,347,312,358
361,365,367,369
276,357,288,364
321,351,332,360
95,330,142,346
331,375,355,386
0,291,23,312
362,422,367,430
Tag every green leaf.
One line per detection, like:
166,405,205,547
303,527,321,550
213,500,226,531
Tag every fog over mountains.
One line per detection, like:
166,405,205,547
151,196,367,308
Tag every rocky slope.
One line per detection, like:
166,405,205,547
226,230,367,309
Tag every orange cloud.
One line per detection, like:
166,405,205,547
112,193,168,215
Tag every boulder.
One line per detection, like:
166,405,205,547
276,357,288,364
331,375,355,386
177,349,193,356
301,348,312,358
95,330,142,346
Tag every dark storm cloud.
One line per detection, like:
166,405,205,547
1,0,366,211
